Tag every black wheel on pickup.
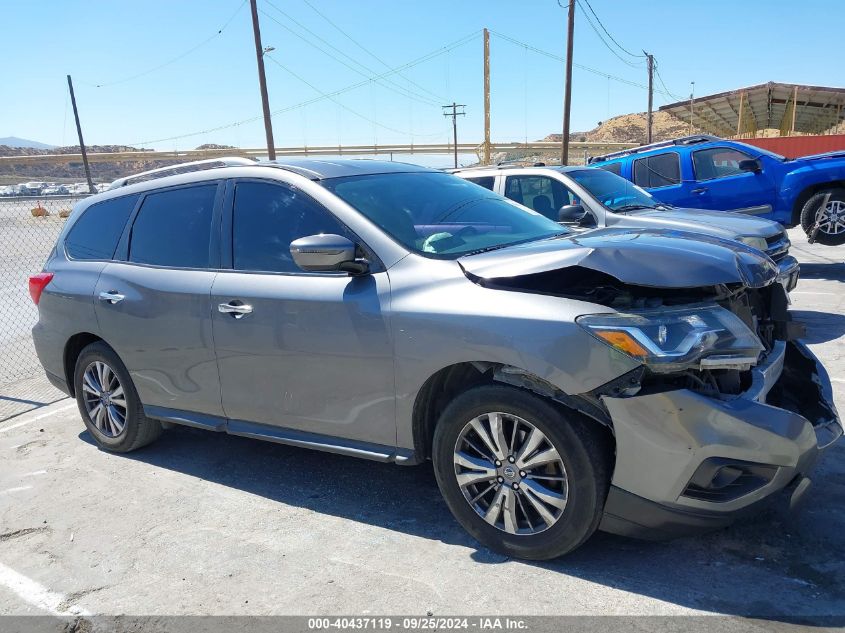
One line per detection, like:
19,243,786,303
73,341,162,452
432,384,610,560
800,188,845,245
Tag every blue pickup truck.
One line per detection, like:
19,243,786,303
589,135,845,245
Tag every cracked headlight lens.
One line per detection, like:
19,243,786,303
577,305,764,373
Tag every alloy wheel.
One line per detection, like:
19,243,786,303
81,361,127,438
815,199,845,235
453,412,568,535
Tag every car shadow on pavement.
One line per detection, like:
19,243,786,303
796,262,845,282
80,426,845,622
791,310,845,344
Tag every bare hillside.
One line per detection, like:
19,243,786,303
546,111,689,144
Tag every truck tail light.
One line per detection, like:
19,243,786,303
29,272,54,305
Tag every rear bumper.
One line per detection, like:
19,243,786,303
44,369,71,396
600,340,841,540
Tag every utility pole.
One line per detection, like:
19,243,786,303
250,0,276,160
644,52,654,144
66,75,95,194
483,28,491,166
442,103,466,168
689,81,695,135
561,0,575,165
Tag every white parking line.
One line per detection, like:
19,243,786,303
21,470,48,478
0,562,90,616
0,402,76,434
791,291,838,296
0,486,33,495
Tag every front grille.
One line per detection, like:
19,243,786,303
764,231,790,262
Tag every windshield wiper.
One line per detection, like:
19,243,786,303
464,231,570,256
613,204,658,213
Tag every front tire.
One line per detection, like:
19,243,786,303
800,188,845,245
73,341,162,452
432,384,610,560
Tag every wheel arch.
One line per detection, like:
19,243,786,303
410,361,613,462
63,332,107,397
791,181,845,225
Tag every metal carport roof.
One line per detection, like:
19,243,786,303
659,82,845,137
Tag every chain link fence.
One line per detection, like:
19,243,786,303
0,195,89,420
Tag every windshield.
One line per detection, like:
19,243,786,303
321,171,567,258
568,168,665,212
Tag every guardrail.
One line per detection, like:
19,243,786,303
0,141,638,165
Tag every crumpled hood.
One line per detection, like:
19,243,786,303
459,228,779,289
628,207,783,239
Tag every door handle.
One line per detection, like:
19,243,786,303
218,301,253,318
98,291,125,304
690,187,707,195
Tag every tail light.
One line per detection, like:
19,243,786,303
29,272,54,305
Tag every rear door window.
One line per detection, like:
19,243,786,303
128,184,217,268
632,152,681,188
65,194,139,260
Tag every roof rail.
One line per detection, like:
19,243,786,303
108,156,258,189
450,163,536,173
588,135,721,164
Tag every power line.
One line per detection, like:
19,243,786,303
85,0,248,88
578,0,645,59
125,30,480,146
573,0,643,69
264,53,434,137
490,30,666,95
653,59,684,102
299,0,444,103
260,1,442,107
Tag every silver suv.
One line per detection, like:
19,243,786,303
453,164,800,292
31,158,841,559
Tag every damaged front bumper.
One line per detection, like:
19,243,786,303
776,254,800,293
599,339,842,540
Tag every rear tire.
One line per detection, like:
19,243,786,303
73,341,162,452
800,188,845,245
432,384,610,560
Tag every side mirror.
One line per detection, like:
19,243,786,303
738,158,762,173
559,204,586,223
578,212,597,228
290,234,369,275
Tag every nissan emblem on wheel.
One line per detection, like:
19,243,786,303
30,158,842,559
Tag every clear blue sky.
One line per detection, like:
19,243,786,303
2,0,842,154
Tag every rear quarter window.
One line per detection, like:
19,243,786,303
597,162,622,176
64,194,139,260
466,176,496,191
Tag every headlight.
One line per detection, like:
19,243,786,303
737,235,768,252
577,305,764,373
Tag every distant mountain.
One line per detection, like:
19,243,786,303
0,136,55,149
